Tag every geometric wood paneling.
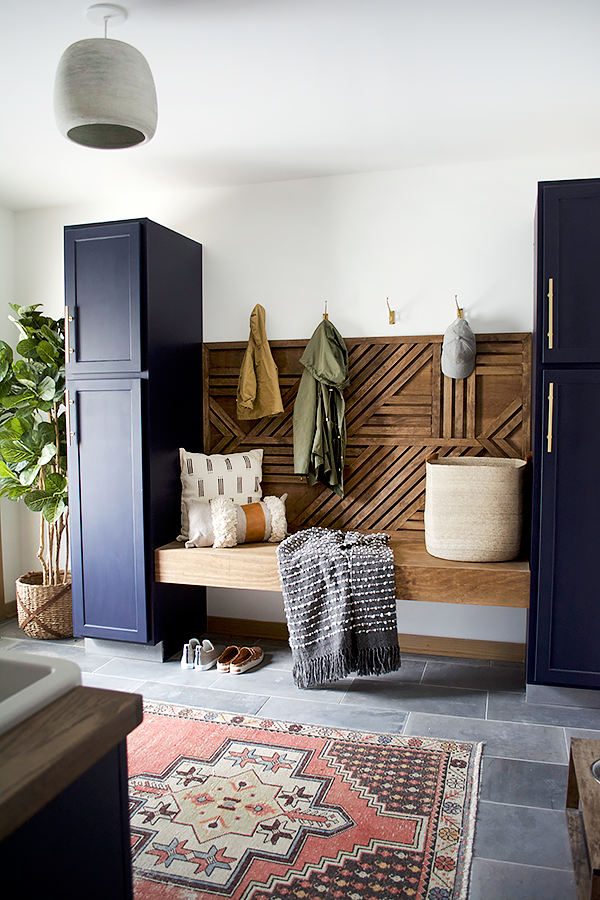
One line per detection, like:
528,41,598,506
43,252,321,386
203,333,531,538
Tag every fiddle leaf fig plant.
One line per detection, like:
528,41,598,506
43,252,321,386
0,304,68,585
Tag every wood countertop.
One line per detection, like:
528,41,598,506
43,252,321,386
155,535,530,608
0,685,143,842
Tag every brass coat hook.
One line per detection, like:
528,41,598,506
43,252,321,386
386,298,395,325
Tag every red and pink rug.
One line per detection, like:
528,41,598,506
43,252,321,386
127,702,482,900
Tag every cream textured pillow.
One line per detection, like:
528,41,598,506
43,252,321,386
179,448,263,540
185,495,287,549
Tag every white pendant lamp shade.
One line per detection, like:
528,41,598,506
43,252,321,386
54,37,157,148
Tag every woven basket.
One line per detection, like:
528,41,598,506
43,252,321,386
16,571,73,639
424,457,526,562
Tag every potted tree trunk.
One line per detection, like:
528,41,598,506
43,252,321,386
0,304,70,638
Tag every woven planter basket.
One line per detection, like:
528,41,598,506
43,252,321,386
16,571,73,639
424,457,526,562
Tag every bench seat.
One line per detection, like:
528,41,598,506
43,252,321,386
154,536,530,608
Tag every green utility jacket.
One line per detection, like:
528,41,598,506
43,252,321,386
293,318,349,497
236,304,284,420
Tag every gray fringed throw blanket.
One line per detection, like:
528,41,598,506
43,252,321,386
276,527,401,688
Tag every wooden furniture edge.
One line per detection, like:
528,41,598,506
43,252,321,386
155,538,530,608
0,685,143,842
566,737,600,900
206,615,526,662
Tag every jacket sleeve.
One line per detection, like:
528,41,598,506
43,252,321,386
293,369,318,475
236,345,257,414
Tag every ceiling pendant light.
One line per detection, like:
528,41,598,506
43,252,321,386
54,4,157,149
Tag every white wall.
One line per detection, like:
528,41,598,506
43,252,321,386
12,151,600,641
0,206,39,608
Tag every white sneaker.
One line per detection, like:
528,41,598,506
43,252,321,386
194,639,220,670
181,638,200,669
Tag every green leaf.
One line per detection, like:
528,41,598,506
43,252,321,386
3,417,27,438
25,489,67,523
0,342,13,381
37,376,57,401
0,459,17,480
36,340,59,365
0,478,30,501
16,338,38,360
45,471,67,492
19,463,41,486
0,440,32,465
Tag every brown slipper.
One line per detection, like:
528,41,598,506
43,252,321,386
217,645,239,672
229,646,264,674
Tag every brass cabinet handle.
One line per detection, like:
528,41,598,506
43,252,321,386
547,382,554,453
547,278,554,349
65,390,75,446
64,305,74,362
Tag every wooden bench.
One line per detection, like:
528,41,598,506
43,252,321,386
154,536,530,662
155,536,529,607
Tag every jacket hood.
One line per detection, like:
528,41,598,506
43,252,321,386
300,319,350,390
249,304,267,347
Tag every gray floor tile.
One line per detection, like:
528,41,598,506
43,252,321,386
81,672,145,693
85,637,165,662
565,726,600,745
352,658,428,684
489,691,600,729
92,656,223,687
400,652,492,666
0,637,21,651
209,666,353,703
138,681,269,715
405,713,569,763
474,800,573,870
423,661,526,693
469,858,577,900
253,640,293,670
480,757,569,809
527,682,600,710
343,679,487,718
0,639,114,673
259,696,408,733
0,618,84,646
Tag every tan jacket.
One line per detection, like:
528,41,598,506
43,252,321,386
236,304,284,420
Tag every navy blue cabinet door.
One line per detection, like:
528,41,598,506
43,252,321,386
530,370,600,687
68,378,148,642
539,180,600,365
65,221,142,375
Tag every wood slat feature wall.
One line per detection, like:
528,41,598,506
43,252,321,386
203,333,531,537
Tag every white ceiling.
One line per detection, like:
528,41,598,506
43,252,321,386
3,0,600,211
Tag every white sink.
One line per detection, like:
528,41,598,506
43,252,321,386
0,651,81,736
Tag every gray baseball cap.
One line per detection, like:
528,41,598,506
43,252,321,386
441,317,476,379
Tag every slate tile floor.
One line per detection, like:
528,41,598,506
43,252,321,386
3,618,598,899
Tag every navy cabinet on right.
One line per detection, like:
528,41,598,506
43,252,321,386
528,179,600,688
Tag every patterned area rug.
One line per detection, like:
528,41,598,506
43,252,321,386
128,703,482,900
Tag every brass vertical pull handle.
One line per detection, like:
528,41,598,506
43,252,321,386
64,305,74,363
547,278,554,349
65,390,75,446
547,382,554,452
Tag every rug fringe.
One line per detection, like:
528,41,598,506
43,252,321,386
457,740,484,900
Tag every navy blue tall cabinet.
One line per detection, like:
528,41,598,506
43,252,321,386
528,179,600,688
65,218,206,659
